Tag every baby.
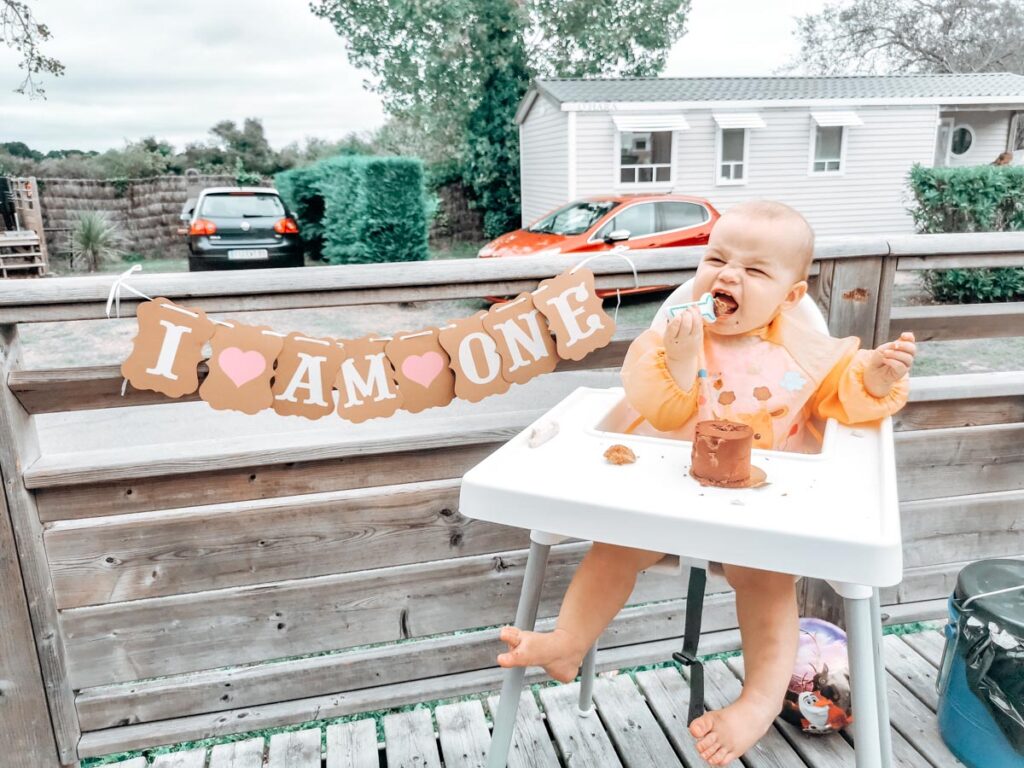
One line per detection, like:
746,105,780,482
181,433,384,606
497,200,916,765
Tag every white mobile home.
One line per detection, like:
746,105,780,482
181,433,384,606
516,74,1024,236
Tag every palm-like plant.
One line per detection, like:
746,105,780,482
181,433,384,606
71,210,125,272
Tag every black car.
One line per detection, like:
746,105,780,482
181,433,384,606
183,187,303,271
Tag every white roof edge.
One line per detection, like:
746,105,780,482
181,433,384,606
515,88,540,124
560,95,1024,110
199,186,277,194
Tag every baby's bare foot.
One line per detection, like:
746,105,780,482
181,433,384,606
496,627,586,683
689,691,779,765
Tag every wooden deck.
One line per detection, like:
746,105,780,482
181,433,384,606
100,628,961,768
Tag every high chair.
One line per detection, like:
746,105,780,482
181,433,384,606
461,280,900,768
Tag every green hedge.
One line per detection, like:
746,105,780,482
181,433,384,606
276,155,429,265
908,164,1024,233
907,164,1024,303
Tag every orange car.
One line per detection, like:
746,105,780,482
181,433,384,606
478,194,720,299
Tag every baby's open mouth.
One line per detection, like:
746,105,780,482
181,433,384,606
713,290,739,316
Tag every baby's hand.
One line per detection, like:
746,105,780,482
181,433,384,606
863,332,916,397
663,307,703,387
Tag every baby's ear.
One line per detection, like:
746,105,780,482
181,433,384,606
781,280,808,311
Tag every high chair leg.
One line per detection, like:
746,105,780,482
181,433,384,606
845,591,886,768
487,535,554,768
870,589,893,768
577,641,597,716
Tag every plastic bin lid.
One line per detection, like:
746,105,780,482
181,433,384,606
954,558,1024,635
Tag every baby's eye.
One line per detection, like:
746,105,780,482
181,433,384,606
746,267,768,276
705,257,725,265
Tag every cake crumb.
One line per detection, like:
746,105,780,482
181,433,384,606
604,444,636,465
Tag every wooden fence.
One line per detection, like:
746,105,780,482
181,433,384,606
0,232,1022,766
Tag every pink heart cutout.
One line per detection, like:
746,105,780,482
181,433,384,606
402,351,445,387
218,346,267,387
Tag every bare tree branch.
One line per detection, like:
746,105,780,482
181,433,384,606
1,0,64,98
782,0,1024,76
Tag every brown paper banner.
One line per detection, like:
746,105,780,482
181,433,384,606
335,335,404,423
438,311,511,403
385,328,456,413
532,267,615,361
199,322,285,414
482,291,559,385
271,332,345,420
121,297,216,398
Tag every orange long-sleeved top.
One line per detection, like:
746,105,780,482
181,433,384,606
620,311,909,452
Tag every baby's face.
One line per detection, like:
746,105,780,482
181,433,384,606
692,213,809,336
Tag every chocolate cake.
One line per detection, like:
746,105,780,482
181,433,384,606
690,420,765,488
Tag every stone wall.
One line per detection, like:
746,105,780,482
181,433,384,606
37,174,236,259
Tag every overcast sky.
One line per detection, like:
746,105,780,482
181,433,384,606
0,0,829,152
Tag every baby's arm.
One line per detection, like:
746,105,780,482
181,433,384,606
812,332,916,424
620,307,702,431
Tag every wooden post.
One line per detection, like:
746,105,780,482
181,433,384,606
16,178,49,274
0,324,81,766
800,248,897,627
0,452,60,765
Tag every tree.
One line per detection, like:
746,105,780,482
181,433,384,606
788,0,1024,75
1,0,64,97
462,0,532,237
311,0,691,232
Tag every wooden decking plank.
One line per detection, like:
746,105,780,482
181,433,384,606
730,647,936,768
151,749,207,767
209,736,266,767
900,629,946,668
537,681,624,767
383,708,442,768
590,673,684,767
700,660,808,768
268,727,322,767
724,657,855,768
879,670,964,766
436,699,491,768
635,667,723,768
486,691,561,768
326,719,379,768
883,635,940,711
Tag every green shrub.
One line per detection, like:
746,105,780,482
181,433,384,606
907,164,1024,303
70,211,125,272
276,164,328,259
276,155,429,265
921,267,1024,304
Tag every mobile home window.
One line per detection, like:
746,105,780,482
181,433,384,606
718,128,746,182
813,126,843,172
620,131,672,184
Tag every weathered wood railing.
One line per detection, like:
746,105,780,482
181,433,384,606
0,232,1022,766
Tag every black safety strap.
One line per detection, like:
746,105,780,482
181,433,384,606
672,566,707,724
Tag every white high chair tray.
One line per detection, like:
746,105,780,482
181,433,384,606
460,386,902,587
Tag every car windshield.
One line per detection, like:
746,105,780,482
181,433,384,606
199,193,285,218
527,201,617,235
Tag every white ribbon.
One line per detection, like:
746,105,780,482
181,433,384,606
104,264,154,319
565,246,641,324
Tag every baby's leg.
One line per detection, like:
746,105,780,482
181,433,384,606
690,565,798,765
497,542,666,683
